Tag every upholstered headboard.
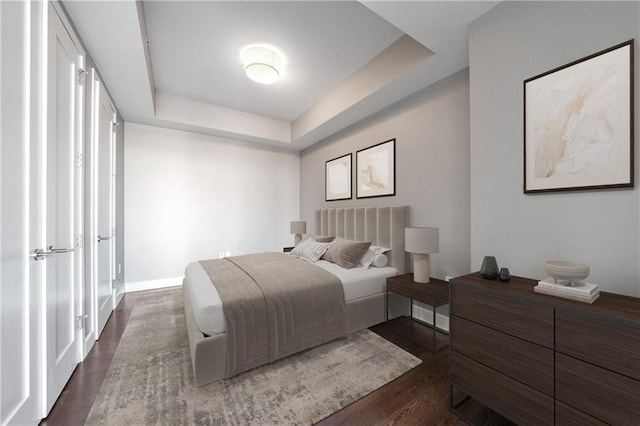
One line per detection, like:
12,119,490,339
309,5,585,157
314,206,408,273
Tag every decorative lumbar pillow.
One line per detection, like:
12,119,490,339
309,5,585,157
291,238,333,262
359,245,391,269
372,253,388,268
322,237,372,269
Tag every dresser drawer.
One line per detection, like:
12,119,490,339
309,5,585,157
451,351,554,425
556,353,640,424
556,308,640,380
451,315,554,396
451,284,554,348
556,401,607,426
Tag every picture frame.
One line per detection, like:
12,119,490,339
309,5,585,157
356,138,395,199
325,153,352,201
524,39,634,193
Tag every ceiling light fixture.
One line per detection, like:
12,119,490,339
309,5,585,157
240,44,285,85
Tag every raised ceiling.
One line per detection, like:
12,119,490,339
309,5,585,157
146,1,403,121
62,1,499,151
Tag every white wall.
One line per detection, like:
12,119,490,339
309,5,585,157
300,70,471,281
124,123,300,289
469,1,640,296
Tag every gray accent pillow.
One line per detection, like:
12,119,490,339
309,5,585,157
303,233,335,243
322,237,372,269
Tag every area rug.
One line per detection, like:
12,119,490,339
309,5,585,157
86,287,421,425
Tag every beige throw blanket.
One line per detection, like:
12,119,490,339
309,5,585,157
199,253,347,378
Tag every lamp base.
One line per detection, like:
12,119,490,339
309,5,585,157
413,254,430,283
294,234,302,246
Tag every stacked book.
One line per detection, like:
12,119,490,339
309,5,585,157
534,277,599,304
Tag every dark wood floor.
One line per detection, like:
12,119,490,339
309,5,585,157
40,292,140,426
318,318,460,425
40,291,507,425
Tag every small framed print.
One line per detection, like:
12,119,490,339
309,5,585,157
325,153,352,201
356,138,395,199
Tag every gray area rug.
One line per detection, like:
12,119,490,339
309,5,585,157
86,287,421,425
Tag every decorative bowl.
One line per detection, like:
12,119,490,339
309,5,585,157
544,260,590,284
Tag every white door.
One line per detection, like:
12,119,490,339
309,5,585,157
113,118,125,306
95,82,116,336
45,4,84,413
1,1,45,423
82,69,100,358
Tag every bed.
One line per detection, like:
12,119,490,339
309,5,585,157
183,206,408,386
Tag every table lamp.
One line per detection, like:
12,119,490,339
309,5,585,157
405,227,439,283
290,221,307,246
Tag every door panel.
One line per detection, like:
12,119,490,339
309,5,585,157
82,69,99,357
114,117,125,306
0,1,44,423
46,5,84,413
96,83,116,336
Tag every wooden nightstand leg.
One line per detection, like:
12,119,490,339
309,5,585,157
385,289,388,322
432,304,437,352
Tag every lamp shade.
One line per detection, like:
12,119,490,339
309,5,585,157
405,227,439,254
290,221,307,235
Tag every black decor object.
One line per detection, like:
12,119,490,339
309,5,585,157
480,256,499,280
499,267,511,282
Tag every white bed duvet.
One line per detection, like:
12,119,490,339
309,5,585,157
184,258,398,336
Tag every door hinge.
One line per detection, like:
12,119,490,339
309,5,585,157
112,278,119,289
75,152,83,167
75,234,83,249
76,67,87,86
76,314,88,330
112,121,119,133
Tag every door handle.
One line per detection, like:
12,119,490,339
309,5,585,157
51,247,74,254
30,248,52,261
30,245,75,261
97,235,111,242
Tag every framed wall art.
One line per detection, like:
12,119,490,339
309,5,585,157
356,138,395,199
325,153,352,201
524,39,634,193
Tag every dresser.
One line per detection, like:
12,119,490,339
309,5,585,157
450,272,640,425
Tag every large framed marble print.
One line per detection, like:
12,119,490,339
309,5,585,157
524,40,634,193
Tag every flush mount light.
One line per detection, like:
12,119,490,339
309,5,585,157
240,44,285,85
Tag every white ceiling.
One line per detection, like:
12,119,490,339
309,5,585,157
62,0,500,151
146,1,403,121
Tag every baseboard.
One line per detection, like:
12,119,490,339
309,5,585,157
125,276,183,293
412,302,450,332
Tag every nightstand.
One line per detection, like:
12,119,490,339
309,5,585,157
283,246,294,253
386,273,449,352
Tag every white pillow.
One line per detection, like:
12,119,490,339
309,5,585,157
359,245,390,269
290,238,334,262
372,253,388,268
